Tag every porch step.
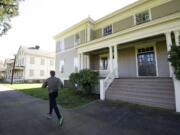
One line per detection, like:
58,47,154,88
106,78,175,110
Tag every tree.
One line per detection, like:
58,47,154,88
0,0,21,36
168,44,180,80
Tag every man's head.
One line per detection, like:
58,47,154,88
50,70,55,77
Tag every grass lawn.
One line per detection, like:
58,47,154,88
1,83,99,108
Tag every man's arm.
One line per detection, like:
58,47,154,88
42,80,48,88
58,78,64,89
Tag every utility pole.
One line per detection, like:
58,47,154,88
11,55,16,85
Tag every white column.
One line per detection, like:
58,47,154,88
80,53,84,70
78,53,81,71
174,30,180,46
86,55,90,69
165,32,173,77
109,46,113,72
173,30,180,112
100,79,105,100
166,32,180,112
114,45,119,77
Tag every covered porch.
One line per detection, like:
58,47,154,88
79,34,171,79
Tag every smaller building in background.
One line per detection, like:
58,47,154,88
4,46,55,83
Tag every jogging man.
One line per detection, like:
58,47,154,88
42,70,64,126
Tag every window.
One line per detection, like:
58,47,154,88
29,69,34,77
57,40,64,51
135,10,150,25
103,25,112,36
41,58,45,65
21,58,24,66
75,33,80,45
100,56,108,70
59,60,64,73
74,57,78,72
50,60,54,66
30,57,35,64
40,70,44,77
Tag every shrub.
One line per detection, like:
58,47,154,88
168,44,180,80
69,69,99,95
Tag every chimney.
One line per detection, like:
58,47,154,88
35,45,40,50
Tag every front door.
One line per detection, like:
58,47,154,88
137,47,156,76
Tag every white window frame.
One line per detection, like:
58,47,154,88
74,32,81,45
102,25,113,36
50,60,54,66
30,57,35,64
134,9,151,25
59,40,65,51
59,60,64,73
135,44,159,77
41,58,45,65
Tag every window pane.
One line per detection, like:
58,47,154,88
136,10,150,25
103,25,112,36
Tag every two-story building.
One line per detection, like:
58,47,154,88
54,0,180,111
4,46,55,83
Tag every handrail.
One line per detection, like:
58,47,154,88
100,68,116,100
103,68,116,91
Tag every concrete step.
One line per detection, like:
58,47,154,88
106,94,175,110
106,77,175,110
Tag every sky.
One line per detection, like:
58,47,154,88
0,0,137,60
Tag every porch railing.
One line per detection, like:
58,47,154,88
100,68,116,100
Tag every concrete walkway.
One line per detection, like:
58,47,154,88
0,86,180,135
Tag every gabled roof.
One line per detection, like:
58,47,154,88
53,17,95,40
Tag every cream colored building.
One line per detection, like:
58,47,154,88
54,0,180,112
4,46,55,83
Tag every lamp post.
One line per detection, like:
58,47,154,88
11,54,16,85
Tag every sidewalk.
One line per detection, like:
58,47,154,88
0,86,180,135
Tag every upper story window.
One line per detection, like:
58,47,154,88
41,58,45,65
135,10,150,25
75,33,80,45
59,40,64,51
50,60,54,66
30,57,35,64
56,40,64,52
103,25,112,36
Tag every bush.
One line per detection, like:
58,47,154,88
69,69,99,95
168,44,180,80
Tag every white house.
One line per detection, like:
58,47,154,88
4,46,55,83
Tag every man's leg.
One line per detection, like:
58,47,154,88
52,92,61,120
49,93,53,115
